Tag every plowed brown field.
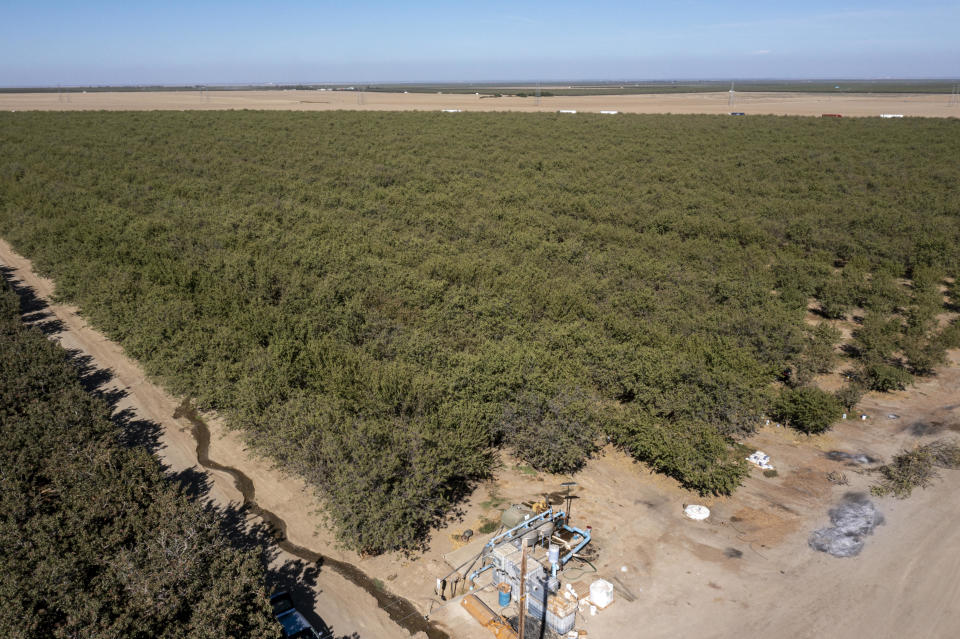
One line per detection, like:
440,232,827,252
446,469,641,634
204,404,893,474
2,89,958,117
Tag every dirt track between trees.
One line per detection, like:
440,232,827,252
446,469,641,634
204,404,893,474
0,238,418,639
2,89,958,118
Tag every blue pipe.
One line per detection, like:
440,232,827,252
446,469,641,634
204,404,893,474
486,507,563,549
467,560,494,584
468,507,567,583
559,523,591,566
467,508,591,583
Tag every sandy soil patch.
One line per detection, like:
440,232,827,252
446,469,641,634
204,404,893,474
2,90,958,118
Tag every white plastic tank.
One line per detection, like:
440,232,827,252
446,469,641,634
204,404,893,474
548,544,560,565
590,578,614,608
683,504,710,520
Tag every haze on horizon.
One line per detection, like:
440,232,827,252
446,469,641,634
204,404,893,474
1,1,957,87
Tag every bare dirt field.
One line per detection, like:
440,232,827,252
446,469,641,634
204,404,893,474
2,89,959,118
3,235,960,639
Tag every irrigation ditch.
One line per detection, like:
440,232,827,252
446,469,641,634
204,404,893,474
173,398,448,639
0,238,446,639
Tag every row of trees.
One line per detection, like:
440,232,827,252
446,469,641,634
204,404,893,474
0,279,278,638
1,111,958,552
775,260,960,433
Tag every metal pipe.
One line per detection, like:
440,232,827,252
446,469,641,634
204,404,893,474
467,558,495,585
457,508,571,595
518,539,528,639
558,523,591,566
440,546,489,585
486,508,561,549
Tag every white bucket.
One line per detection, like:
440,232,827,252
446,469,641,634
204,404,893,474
590,579,614,609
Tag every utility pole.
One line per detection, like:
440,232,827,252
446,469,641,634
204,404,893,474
518,538,528,639
561,481,577,525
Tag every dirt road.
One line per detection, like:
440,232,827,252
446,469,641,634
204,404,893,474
2,89,958,118
0,238,418,639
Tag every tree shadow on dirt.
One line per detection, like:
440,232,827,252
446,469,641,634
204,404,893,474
1,265,64,335
187,484,367,638
1,269,163,458
903,420,960,437
0,267,357,638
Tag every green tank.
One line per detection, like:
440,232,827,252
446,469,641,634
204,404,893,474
501,504,534,529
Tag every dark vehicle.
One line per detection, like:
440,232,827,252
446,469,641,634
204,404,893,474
270,591,323,639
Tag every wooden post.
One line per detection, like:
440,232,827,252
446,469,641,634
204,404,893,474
518,538,528,639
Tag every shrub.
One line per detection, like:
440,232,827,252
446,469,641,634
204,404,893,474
501,390,600,474
863,272,906,314
852,312,901,362
871,440,960,498
835,378,867,410
609,417,749,495
773,386,843,434
902,335,947,376
863,362,912,392
941,321,960,349
789,323,841,387
816,277,851,319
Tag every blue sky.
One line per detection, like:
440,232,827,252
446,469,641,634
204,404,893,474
1,1,957,86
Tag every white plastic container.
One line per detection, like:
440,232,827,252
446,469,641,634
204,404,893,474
589,578,614,609
684,504,711,521
548,544,560,565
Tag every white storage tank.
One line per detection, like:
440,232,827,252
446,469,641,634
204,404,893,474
590,578,614,608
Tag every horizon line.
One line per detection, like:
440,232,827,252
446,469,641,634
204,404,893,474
3,76,960,90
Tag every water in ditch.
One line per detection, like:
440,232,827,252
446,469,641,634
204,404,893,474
174,399,448,639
